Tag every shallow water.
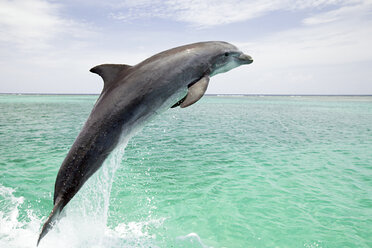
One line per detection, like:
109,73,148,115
0,95,371,247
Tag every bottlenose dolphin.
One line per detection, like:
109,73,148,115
37,41,253,245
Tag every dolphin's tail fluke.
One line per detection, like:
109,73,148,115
37,198,64,246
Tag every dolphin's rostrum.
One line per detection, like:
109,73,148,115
37,41,253,245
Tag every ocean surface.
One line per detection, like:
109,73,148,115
0,94,371,248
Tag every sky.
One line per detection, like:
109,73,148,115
0,0,372,94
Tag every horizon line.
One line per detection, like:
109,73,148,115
1,93,372,97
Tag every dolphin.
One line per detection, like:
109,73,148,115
37,41,253,245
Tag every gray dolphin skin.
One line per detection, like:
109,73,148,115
37,41,253,245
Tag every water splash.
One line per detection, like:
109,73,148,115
38,138,132,247
66,142,128,228
0,184,41,248
0,138,165,248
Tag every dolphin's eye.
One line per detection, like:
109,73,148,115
224,52,229,57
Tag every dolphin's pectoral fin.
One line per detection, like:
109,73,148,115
90,64,132,91
171,75,209,108
180,76,210,108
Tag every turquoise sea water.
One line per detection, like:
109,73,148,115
0,94,371,248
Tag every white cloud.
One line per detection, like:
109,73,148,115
303,0,372,25
236,0,372,69
0,0,93,51
205,0,372,94
241,21,372,69
110,0,361,27
0,0,101,93
0,0,371,94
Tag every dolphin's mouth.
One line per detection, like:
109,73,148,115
239,54,253,64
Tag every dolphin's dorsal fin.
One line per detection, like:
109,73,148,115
90,64,132,90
